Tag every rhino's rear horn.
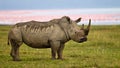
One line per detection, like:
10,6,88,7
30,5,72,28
81,24,84,30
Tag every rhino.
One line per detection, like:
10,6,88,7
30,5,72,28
8,16,91,61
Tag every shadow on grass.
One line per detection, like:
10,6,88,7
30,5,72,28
23,57,50,61
19,57,66,61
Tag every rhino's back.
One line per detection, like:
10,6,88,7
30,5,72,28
17,21,54,47
15,21,65,48
10,20,66,48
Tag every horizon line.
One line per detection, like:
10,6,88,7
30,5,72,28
0,8,120,11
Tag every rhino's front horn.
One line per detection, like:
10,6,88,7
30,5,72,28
87,19,91,30
84,19,91,35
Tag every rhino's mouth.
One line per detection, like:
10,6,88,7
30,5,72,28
79,37,87,43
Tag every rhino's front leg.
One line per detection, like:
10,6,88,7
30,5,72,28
57,43,65,59
50,40,60,59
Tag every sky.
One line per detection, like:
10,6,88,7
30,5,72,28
0,0,120,10
0,0,120,25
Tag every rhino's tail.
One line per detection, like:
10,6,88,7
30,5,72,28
7,37,10,45
8,40,9,45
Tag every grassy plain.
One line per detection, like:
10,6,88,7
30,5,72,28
0,25,120,68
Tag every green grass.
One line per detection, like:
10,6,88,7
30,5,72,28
0,25,120,68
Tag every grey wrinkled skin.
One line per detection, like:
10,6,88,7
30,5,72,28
8,16,91,61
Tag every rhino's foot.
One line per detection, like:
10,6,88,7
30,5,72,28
51,58,56,60
57,58,64,60
13,58,21,61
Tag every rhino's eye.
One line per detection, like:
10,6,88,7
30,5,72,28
75,32,77,34
75,32,79,35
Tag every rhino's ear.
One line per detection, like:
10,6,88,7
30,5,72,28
75,18,82,23
62,16,71,23
65,16,71,23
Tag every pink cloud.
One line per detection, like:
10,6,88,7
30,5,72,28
0,10,120,24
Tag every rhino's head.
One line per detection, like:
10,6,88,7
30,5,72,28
60,16,91,43
76,20,91,43
71,19,91,43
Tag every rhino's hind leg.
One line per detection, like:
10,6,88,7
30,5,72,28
10,39,23,61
